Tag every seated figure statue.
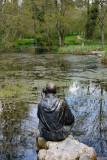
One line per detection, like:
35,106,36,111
37,82,75,141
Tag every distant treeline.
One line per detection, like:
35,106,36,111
0,0,107,52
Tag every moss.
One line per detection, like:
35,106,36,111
0,82,31,98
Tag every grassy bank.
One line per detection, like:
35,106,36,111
0,36,104,55
57,45,102,55
57,44,107,66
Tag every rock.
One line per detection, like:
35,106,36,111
89,51,105,57
79,154,92,160
97,158,107,160
37,135,97,160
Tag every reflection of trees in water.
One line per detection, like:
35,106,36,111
101,82,107,92
98,82,107,155
65,80,107,156
44,58,71,81
0,100,28,160
100,86,103,128
85,81,107,155
89,81,107,155
99,85,103,154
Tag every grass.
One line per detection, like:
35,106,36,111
64,35,82,45
16,38,35,47
57,45,102,55
57,35,105,55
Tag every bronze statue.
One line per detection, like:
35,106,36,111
37,82,74,141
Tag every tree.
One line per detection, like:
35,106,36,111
54,0,74,46
55,0,64,47
98,0,107,47
85,0,99,39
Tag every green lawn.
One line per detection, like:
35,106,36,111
15,38,35,47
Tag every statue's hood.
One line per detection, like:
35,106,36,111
40,94,60,112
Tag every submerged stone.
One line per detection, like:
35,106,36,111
37,135,97,160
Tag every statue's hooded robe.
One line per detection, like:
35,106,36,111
37,94,74,141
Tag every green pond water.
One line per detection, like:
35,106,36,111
0,53,107,160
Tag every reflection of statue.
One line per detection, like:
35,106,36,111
37,83,75,141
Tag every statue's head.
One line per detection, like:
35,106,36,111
43,82,57,94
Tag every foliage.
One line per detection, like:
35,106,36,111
16,38,35,47
85,0,99,39
0,0,87,52
0,0,107,52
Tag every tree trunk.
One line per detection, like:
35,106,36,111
100,22,104,48
57,20,63,47
55,0,64,47
85,0,90,38
87,0,90,16
31,0,38,54
85,0,99,39
100,0,105,48
0,0,3,12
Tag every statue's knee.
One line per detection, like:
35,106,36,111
36,137,48,150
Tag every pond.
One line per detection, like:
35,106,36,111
0,53,107,160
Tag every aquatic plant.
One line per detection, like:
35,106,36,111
0,82,31,99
